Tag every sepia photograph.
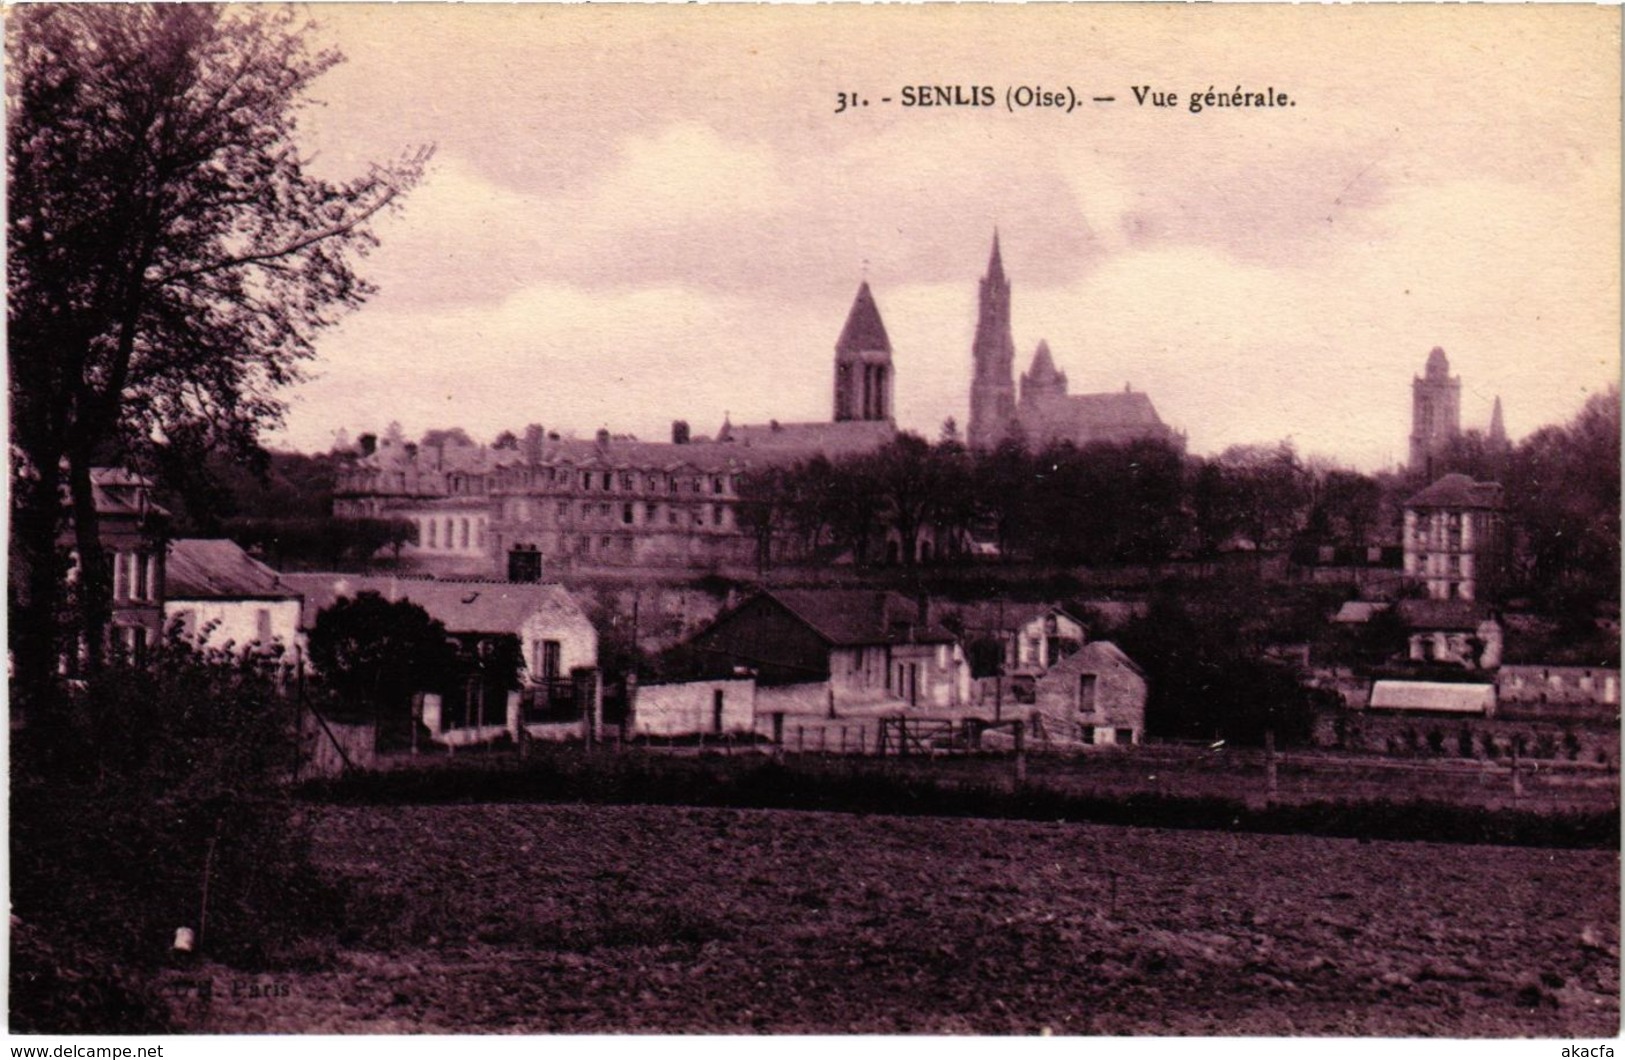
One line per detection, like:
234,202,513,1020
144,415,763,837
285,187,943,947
7,1,1621,1040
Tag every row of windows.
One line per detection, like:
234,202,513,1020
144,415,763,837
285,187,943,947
111,551,160,604
504,499,733,529
493,467,734,496
422,516,487,551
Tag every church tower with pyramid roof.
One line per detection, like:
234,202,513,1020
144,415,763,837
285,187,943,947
1020,340,1068,407
833,281,893,422
968,233,1019,449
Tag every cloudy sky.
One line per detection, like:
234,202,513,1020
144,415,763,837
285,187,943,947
273,5,1620,471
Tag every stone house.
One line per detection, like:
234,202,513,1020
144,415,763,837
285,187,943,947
282,573,598,738
1029,640,1147,746
1495,664,1620,721
949,600,1087,676
163,539,303,655
1397,599,1503,669
687,588,967,710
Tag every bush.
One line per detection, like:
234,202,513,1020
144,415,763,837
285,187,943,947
11,640,344,1031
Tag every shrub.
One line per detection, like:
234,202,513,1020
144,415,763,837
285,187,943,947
11,639,343,1031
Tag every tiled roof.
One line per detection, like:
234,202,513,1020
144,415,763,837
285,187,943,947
764,589,958,646
166,539,300,600
716,419,896,459
1332,601,1391,624
279,573,590,636
1405,474,1503,510
1025,390,1170,435
1046,639,1146,678
1368,680,1493,713
835,282,891,354
1397,599,1496,631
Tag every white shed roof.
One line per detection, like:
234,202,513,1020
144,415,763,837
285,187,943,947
1368,681,1493,714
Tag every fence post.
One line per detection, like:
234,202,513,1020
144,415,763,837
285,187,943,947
797,725,804,754
772,712,785,761
1511,744,1523,799
840,726,848,755
1265,728,1279,801
1013,720,1027,787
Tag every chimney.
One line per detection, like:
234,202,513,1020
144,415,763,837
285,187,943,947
596,428,611,448
672,420,691,445
523,424,544,466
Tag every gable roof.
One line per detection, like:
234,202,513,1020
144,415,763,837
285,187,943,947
1046,640,1146,679
1405,474,1503,510
279,573,590,636
761,589,958,646
166,539,301,601
1397,598,1496,632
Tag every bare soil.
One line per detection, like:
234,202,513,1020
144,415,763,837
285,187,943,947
163,803,1619,1035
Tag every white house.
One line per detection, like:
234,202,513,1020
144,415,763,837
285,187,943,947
163,539,303,655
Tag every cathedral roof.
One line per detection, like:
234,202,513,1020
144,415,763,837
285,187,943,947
1022,389,1171,441
718,419,896,460
835,281,891,354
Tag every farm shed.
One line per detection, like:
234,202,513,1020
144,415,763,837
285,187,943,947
1029,640,1147,746
687,589,968,710
1368,681,1494,715
163,538,303,654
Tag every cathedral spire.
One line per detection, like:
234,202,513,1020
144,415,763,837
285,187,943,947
1488,396,1508,448
987,229,1006,284
969,231,1018,449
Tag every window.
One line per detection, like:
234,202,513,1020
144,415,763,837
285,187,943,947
133,552,149,601
1115,727,1134,745
622,503,635,525
534,639,562,681
428,521,438,548
255,608,273,645
713,477,724,495
582,471,592,490
460,519,470,549
712,689,725,733
1078,674,1098,714
602,472,612,491
112,552,128,602
667,507,678,526
623,473,636,491
1080,724,1095,745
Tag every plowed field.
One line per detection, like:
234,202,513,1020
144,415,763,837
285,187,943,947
164,804,1619,1035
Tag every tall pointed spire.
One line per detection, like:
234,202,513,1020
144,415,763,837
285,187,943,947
969,231,1018,449
1488,396,1508,448
987,229,1006,284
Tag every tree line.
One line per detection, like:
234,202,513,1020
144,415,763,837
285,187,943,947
735,432,1388,571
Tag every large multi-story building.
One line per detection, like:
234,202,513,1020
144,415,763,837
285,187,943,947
334,284,900,574
1402,473,1507,602
966,234,1183,452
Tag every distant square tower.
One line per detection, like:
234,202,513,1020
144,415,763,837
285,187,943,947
1409,346,1461,479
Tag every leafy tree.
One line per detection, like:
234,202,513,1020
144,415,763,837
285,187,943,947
8,5,426,711
306,593,460,722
